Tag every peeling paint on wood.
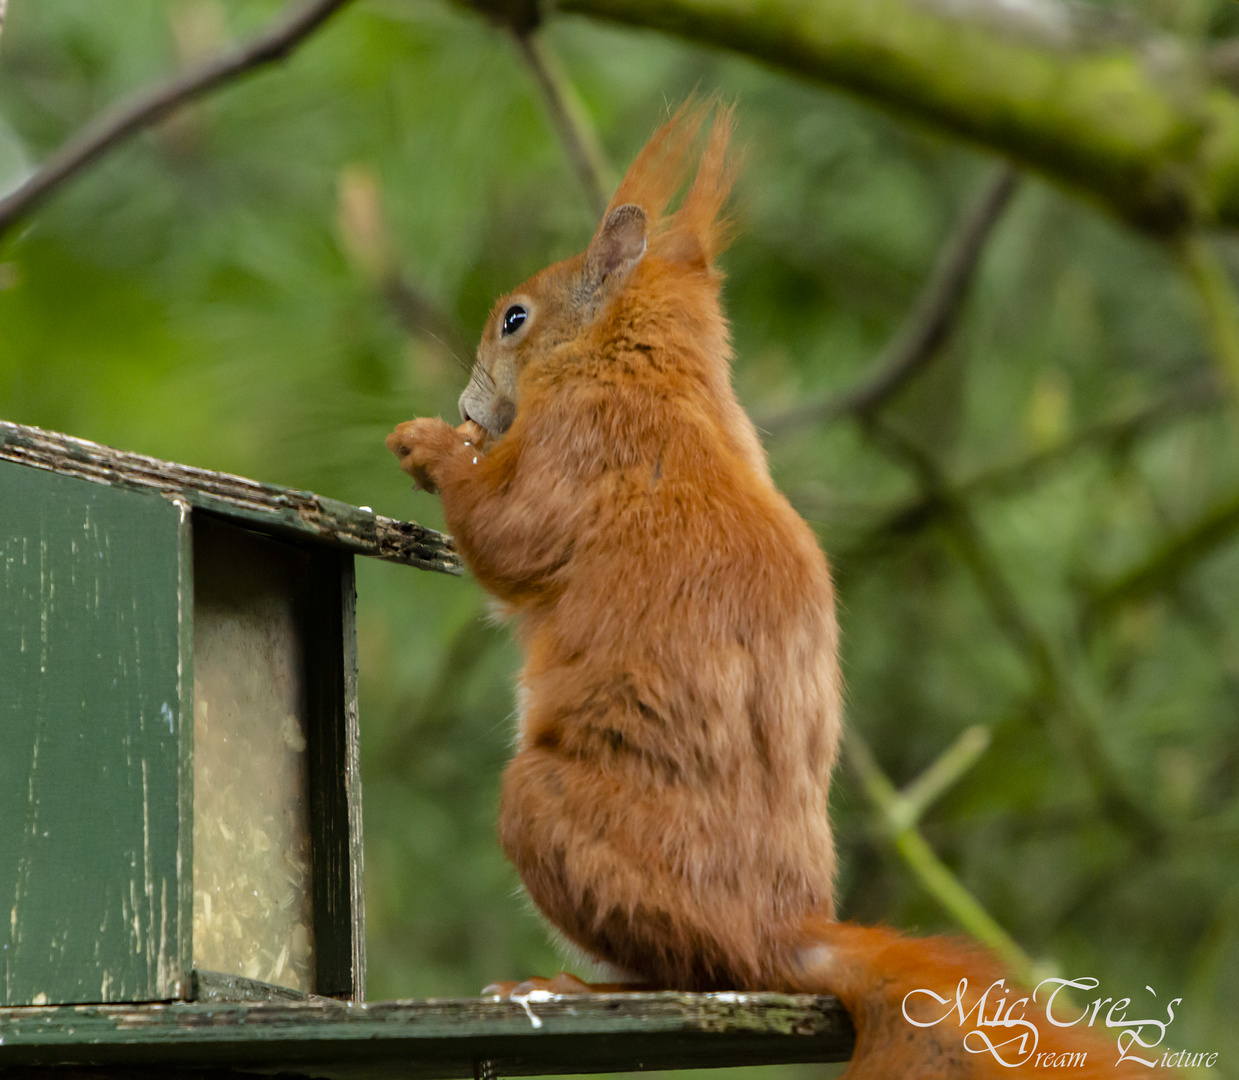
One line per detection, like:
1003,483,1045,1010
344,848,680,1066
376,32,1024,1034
0,992,854,1076
1,431,375,1011
0,420,460,576
0,462,189,1005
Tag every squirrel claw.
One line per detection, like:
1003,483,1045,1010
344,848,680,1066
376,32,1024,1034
482,972,596,997
483,972,653,997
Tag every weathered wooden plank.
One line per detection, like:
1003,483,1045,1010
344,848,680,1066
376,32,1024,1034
304,548,366,1001
0,463,191,1004
0,421,460,576
0,992,854,1077
173,503,195,1011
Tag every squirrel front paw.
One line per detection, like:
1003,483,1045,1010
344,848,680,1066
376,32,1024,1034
386,417,484,494
386,416,457,493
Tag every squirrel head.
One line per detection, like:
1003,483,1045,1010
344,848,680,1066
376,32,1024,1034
459,202,649,440
458,100,735,444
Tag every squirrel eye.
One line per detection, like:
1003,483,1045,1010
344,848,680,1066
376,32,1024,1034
501,305,528,338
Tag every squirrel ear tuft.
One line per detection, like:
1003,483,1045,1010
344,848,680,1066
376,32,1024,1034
586,203,647,288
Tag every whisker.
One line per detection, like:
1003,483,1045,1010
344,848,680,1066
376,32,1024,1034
418,329,474,376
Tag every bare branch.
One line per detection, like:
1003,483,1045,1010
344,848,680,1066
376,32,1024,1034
384,275,474,370
510,29,612,219
760,164,1019,438
899,725,992,828
1177,233,1239,401
0,0,353,242
958,372,1224,501
1087,489,1239,624
832,372,1224,557
864,417,1164,848
845,730,1035,982
0,1,10,48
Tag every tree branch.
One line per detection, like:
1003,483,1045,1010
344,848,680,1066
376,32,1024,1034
899,725,992,830
865,418,1164,848
845,730,1036,982
761,164,1019,438
956,373,1225,501
830,372,1224,558
384,276,474,367
510,28,612,219
0,0,353,242
335,163,474,368
1177,233,1239,400
554,0,1239,230
1087,488,1239,624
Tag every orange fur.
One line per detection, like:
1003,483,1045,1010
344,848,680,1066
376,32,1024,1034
388,105,1169,1077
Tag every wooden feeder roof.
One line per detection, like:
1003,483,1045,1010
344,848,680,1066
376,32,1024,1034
0,420,460,576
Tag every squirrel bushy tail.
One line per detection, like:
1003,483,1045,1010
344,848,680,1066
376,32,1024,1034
786,919,1165,1078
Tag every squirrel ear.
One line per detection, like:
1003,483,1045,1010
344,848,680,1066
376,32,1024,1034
585,203,647,289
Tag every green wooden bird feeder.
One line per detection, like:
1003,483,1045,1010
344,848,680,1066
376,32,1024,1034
0,419,457,1008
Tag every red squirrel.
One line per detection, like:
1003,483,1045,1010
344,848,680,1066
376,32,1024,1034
387,104,1165,1078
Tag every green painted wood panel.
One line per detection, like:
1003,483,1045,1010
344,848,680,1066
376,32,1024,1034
0,461,191,1005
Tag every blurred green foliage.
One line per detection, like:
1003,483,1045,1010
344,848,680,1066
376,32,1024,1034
2,0,1238,1074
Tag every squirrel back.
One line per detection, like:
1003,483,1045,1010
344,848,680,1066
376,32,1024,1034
388,103,1170,1078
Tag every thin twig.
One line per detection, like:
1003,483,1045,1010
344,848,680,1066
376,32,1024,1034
759,163,1020,437
510,29,612,219
899,725,992,829
334,163,474,368
1177,232,1239,399
0,1,10,49
0,0,353,242
865,417,1164,849
830,371,1224,560
1087,488,1239,624
957,372,1223,499
946,511,1152,838
384,276,474,369
845,732,1035,982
